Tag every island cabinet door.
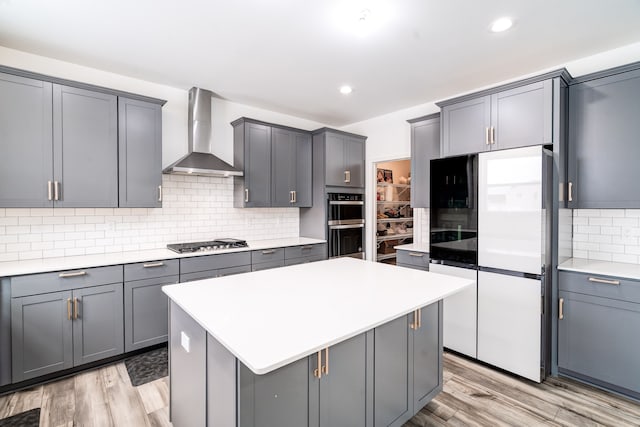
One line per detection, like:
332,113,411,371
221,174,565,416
412,301,443,411
238,357,310,427
308,332,372,427
374,314,412,427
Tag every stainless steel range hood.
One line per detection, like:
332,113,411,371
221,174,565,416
163,87,243,177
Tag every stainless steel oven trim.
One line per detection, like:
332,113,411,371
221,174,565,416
328,219,365,226
329,223,365,230
328,200,364,206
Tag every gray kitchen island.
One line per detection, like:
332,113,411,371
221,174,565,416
162,257,473,427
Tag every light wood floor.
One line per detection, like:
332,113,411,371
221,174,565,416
1,352,638,426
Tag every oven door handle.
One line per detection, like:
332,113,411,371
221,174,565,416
328,201,364,206
329,224,365,230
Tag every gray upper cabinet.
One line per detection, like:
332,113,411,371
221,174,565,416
409,114,440,208
272,128,312,207
53,84,118,207
233,118,312,208
0,72,53,208
322,131,365,188
440,78,558,157
558,270,640,399
118,97,163,208
568,65,640,208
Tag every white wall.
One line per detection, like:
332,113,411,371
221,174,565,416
342,41,640,261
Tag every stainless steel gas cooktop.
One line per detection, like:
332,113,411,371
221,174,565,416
166,238,248,254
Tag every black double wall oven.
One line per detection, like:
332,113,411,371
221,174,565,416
327,193,365,259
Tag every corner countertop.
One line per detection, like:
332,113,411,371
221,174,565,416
558,258,640,281
163,257,473,375
0,237,326,277
394,243,429,253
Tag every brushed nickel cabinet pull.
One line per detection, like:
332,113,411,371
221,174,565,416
301,246,312,251
559,298,564,320
244,188,249,203
322,347,329,375
417,308,422,329
313,350,322,379
47,181,53,201
59,271,86,278
143,262,164,268
73,297,79,320
158,185,162,202
261,249,276,255
588,277,620,286
491,126,496,145
344,170,351,183
410,310,417,330
409,252,424,257
292,190,296,203
67,298,72,320
485,127,490,145
568,182,573,202
54,181,60,201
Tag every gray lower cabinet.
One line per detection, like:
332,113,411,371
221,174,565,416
440,78,557,157
124,259,179,352
374,302,442,427
179,252,252,283
558,271,640,398
118,97,163,208
11,283,124,382
284,243,327,266
568,65,640,208
53,84,118,207
409,114,440,208
318,129,366,188
396,250,429,271
0,72,53,207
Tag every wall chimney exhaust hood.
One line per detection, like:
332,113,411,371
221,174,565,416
163,87,243,177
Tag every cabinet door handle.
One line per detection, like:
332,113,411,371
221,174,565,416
73,297,79,320
143,262,164,268
321,347,329,375
261,249,276,255
59,271,86,278
344,171,351,183
244,188,249,203
67,298,72,320
54,181,60,201
568,182,573,202
559,298,564,320
409,252,424,258
485,127,490,145
313,350,322,379
410,310,417,330
417,308,422,329
292,190,296,203
158,185,163,202
490,126,496,145
588,277,620,286
47,181,53,201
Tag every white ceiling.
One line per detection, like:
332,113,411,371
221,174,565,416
2,0,640,126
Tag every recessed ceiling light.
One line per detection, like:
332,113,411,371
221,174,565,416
339,85,353,95
490,17,513,33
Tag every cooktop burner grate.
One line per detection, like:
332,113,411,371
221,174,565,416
166,238,248,253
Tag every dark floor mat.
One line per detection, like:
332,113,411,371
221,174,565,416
124,345,168,387
0,408,40,427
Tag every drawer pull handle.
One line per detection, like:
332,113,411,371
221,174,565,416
588,277,620,286
559,298,564,320
408,252,424,257
143,262,165,268
59,271,86,278
301,246,312,251
262,250,276,255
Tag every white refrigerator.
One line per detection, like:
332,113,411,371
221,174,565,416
477,146,552,383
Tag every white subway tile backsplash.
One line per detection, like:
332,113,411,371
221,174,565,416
0,218,18,226
573,210,640,265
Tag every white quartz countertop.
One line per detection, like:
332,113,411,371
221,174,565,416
394,243,429,253
558,258,640,281
162,257,473,375
0,237,325,277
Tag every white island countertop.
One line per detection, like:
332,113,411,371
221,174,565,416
0,237,325,277
163,257,473,375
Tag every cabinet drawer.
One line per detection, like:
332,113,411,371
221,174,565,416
180,252,251,275
559,271,640,304
124,259,179,282
11,265,123,298
396,250,430,270
251,248,285,264
180,265,252,283
284,244,326,260
251,260,285,272
284,254,326,266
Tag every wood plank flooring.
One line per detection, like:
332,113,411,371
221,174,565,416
0,351,638,426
